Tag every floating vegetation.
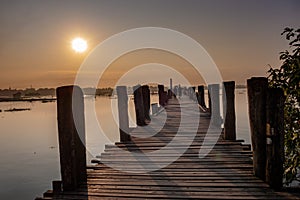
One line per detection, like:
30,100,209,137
41,99,55,103
4,108,31,112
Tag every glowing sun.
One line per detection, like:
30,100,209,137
72,37,87,53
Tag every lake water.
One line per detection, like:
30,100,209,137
0,89,250,200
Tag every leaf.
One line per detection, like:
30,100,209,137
268,27,300,184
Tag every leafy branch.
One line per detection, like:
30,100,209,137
268,27,300,185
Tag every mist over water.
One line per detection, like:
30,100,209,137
0,89,250,199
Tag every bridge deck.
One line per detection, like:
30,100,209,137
38,96,300,199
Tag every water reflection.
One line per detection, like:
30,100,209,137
0,90,250,199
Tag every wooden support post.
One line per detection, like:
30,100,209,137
151,103,158,115
52,181,62,194
266,88,285,190
56,85,87,191
197,85,206,108
208,84,221,126
208,86,212,113
133,85,146,126
158,84,165,107
223,81,236,140
173,86,178,98
170,78,173,93
192,86,196,101
167,89,171,99
142,85,151,122
196,92,200,104
247,77,267,181
116,86,131,142
163,91,168,105
188,87,191,99
178,85,182,98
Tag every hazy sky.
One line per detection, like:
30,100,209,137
0,0,299,88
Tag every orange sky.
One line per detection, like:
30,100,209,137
0,0,299,89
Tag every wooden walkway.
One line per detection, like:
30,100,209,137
39,96,300,200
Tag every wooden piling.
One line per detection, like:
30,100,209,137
56,85,87,191
188,87,194,100
196,92,200,105
173,86,178,97
39,88,300,199
170,78,173,92
151,103,158,115
133,85,146,126
163,91,168,104
52,181,62,194
247,77,267,181
208,84,221,126
266,88,285,190
223,81,236,140
142,85,151,122
208,87,212,113
178,85,182,98
158,84,165,107
167,89,172,99
197,85,206,108
191,87,196,101
116,86,131,142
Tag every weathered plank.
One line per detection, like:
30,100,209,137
37,94,300,200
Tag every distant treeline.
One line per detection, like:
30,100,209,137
0,85,246,99
83,87,113,96
0,88,55,98
0,87,115,98
84,86,159,96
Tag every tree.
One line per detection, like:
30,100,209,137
268,27,300,185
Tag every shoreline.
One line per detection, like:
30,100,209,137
0,97,56,102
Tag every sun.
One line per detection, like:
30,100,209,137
71,37,87,53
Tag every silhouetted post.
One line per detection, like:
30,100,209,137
163,91,168,104
247,77,267,181
187,87,191,99
197,85,206,108
188,87,193,100
223,81,236,140
117,86,131,142
170,78,173,93
52,181,62,194
191,87,196,101
178,85,182,98
173,86,178,98
56,85,87,191
142,85,151,122
266,88,285,190
168,89,172,99
196,92,200,104
208,87,212,113
158,85,166,107
208,84,221,126
151,103,158,115
133,85,146,126
158,84,164,106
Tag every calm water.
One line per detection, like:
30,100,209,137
0,89,250,200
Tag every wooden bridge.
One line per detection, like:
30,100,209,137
37,80,300,199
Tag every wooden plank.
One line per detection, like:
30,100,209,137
38,95,300,200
